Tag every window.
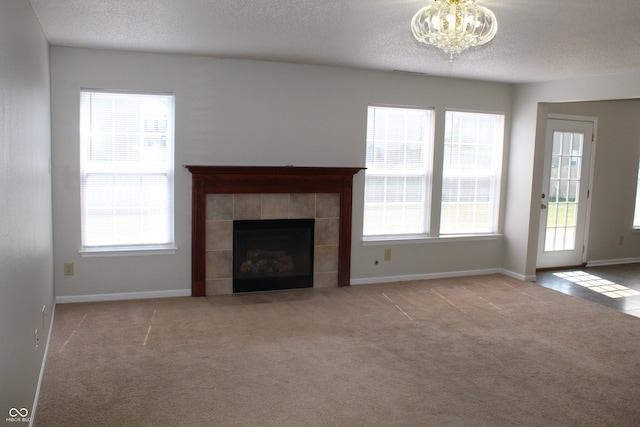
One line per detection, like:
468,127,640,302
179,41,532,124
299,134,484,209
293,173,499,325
80,90,175,253
363,106,434,237
363,106,505,240
441,111,504,234
634,161,640,229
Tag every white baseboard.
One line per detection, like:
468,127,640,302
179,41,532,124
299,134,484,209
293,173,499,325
586,258,640,267
56,267,551,303
350,268,505,286
30,303,56,427
56,289,191,304
499,268,537,282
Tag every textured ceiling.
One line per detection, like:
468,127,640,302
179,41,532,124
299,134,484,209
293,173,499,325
29,0,640,84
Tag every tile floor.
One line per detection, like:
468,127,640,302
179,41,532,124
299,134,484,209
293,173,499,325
535,263,640,318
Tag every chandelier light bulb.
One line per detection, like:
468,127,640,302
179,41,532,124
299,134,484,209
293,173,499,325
411,0,498,61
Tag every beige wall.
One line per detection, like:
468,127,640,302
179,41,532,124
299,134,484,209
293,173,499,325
50,47,513,299
546,100,640,263
47,42,640,294
0,0,53,420
506,73,640,279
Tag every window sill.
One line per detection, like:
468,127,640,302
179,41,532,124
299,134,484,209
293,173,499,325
80,246,178,258
362,234,501,246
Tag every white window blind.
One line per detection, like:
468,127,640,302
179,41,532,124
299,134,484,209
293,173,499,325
80,91,175,251
440,111,504,235
363,106,433,236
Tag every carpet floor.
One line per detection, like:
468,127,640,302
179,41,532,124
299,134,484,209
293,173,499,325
35,275,640,426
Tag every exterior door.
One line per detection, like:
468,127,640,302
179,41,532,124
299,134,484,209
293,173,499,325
537,118,594,269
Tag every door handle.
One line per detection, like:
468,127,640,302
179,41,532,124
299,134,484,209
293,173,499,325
541,204,547,209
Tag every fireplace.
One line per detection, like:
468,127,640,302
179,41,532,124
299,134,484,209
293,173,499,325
185,166,364,296
233,218,314,293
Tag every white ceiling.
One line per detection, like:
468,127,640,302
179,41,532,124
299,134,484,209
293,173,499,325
29,0,640,84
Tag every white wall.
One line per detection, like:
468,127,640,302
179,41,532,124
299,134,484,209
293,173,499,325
506,73,640,279
50,47,514,298
0,0,53,422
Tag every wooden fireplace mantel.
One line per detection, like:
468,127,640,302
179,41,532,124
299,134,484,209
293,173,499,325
185,165,364,296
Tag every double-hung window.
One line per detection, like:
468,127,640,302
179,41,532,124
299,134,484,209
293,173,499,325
363,106,504,240
79,90,175,253
440,111,504,235
363,106,434,237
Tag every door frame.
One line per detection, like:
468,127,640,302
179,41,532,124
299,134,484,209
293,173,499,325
536,114,597,269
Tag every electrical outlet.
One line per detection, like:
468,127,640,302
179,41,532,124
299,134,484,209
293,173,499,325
384,249,392,261
34,329,39,348
64,262,74,276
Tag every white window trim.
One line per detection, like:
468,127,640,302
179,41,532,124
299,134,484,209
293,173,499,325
363,234,501,245
633,159,640,230
80,246,178,258
79,89,176,255
363,105,435,237
362,106,506,244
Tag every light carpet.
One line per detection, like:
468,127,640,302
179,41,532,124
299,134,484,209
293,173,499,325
35,275,640,426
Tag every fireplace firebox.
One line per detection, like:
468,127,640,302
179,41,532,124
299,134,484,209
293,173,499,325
233,219,315,293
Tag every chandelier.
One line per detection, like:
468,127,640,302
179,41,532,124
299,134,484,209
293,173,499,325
411,0,498,61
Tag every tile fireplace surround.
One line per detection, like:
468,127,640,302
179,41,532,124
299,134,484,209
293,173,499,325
185,166,364,296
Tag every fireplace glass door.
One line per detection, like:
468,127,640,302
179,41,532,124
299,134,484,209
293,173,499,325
233,219,314,293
